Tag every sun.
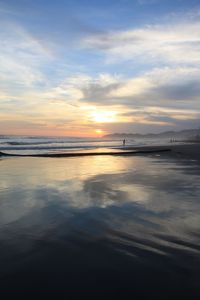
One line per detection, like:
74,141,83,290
95,129,103,135
90,111,117,123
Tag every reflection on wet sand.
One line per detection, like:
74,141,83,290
0,155,200,298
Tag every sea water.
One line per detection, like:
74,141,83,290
0,135,175,155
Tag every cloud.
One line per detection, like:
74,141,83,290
120,107,200,129
1,6,200,135
2,65,199,134
109,67,200,104
82,19,200,65
71,67,200,109
0,20,52,92
56,68,200,132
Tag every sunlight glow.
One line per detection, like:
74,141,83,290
95,129,103,135
90,111,117,123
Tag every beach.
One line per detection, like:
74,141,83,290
1,141,200,159
122,142,200,160
1,0,200,298
0,142,200,299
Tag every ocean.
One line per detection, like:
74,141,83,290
0,135,172,155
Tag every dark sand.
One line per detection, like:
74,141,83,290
121,143,200,160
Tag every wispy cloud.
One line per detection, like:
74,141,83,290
0,20,53,92
83,18,200,65
1,3,200,135
71,67,200,110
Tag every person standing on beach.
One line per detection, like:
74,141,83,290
123,139,126,146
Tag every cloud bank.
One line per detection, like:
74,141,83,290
0,4,200,135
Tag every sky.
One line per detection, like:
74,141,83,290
0,0,200,137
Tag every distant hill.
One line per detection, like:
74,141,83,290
103,129,200,140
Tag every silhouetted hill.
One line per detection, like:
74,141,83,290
103,129,200,140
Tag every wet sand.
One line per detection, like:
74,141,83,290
120,143,200,160
1,143,200,299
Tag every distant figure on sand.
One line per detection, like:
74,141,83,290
123,139,126,146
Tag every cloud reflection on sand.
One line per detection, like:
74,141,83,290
0,155,200,235
0,155,200,298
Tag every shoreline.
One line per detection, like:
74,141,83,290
0,148,171,157
0,143,200,160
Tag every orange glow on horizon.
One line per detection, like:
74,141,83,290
95,129,104,136
1,127,108,138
